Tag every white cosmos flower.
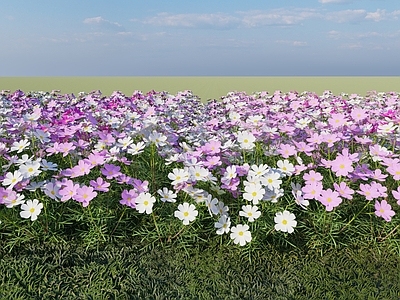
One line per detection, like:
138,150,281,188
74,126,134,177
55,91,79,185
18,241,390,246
276,159,295,176
10,139,30,153
205,194,219,216
248,164,269,178
189,166,209,182
148,131,167,147
15,154,33,165
230,224,252,246
33,129,50,143
168,168,190,186
40,159,58,171
274,210,297,233
377,122,397,135
127,141,146,155
20,199,43,221
18,161,42,179
174,202,198,225
239,205,261,222
236,131,256,150
117,136,133,150
135,192,156,214
243,183,265,205
157,187,177,203
215,215,231,235
261,171,282,190
2,170,23,190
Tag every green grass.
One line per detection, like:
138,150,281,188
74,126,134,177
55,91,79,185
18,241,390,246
1,240,400,299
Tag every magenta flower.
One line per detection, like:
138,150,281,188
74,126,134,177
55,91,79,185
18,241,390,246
84,152,106,167
90,177,110,192
59,179,80,202
302,182,323,200
317,189,342,211
331,155,354,177
303,170,323,185
392,187,400,205
73,185,97,207
203,155,222,169
202,140,221,155
101,164,122,179
58,142,76,157
374,200,395,222
277,143,297,158
350,107,368,122
386,162,400,180
132,179,149,193
120,189,137,208
333,182,354,200
294,141,314,156
370,169,387,181
328,113,347,128
357,183,380,201
70,160,93,178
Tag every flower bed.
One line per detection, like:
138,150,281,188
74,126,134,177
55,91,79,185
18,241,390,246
0,89,399,248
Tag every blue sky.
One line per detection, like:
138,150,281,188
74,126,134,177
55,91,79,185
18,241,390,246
1,0,399,76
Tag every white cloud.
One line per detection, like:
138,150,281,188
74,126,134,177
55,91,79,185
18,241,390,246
319,0,352,3
340,43,362,49
365,9,386,22
239,9,319,27
325,9,366,23
275,40,308,46
135,8,400,30
140,12,241,29
83,16,125,32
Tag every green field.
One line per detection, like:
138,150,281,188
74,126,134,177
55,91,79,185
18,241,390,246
1,76,399,101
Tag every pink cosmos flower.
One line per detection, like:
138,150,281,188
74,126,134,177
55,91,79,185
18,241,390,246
202,140,221,155
331,155,354,177
333,182,354,200
277,143,297,158
357,183,380,201
101,164,122,179
70,160,93,178
302,182,323,200
350,108,368,122
370,169,387,182
203,156,222,169
374,200,395,222
392,187,400,205
322,133,339,148
328,113,347,128
370,181,387,198
58,142,76,157
303,170,323,185
84,152,106,167
306,133,323,145
386,163,400,180
317,189,342,211
73,185,97,207
58,179,80,202
293,141,314,156
120,189,137,208
90,177,110,192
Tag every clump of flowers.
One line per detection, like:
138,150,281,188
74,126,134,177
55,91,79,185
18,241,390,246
1,88,400,248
